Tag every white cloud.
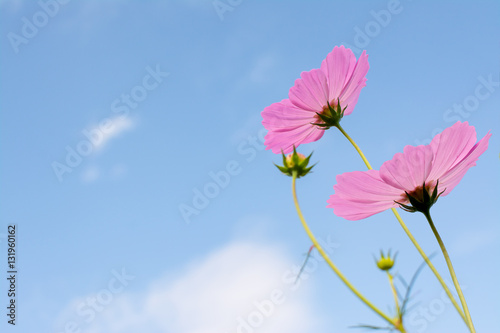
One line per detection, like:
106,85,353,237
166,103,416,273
76,116,133,183
56,241,323,333
91,115,134,152
80,164,128,183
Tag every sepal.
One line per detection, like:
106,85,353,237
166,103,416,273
310,99,347,129
274,146,316,178
376,249,397,271
394,181,446,214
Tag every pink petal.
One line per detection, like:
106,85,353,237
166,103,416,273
428,121,477,181
320,46,356,100
338,50,369,116
328,121,491,220
380,145,434,191
260,45,370,155
339,83,364,116
264,123,323,154
262,99,324,153
320,47,369,116
328,198,399,220
288,68,329,112
327,170,402,220
262,99,316,129
438,131,491,196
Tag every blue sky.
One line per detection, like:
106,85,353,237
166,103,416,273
0,1,499,332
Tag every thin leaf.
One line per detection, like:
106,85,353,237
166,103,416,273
350,324,394,331
294,245,315,284
400,252,437,315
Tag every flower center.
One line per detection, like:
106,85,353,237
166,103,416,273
398,181,436,203
311,100,345,129
321,102,335,116
394,180,444,214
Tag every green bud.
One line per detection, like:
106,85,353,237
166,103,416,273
275,146,315,178
376,250,397,271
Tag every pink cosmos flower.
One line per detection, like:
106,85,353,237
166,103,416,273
327,121,491,220
262,46,369,154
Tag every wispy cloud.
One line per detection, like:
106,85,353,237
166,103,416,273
55,241,323,333
81,164,128,183
77,116,133,183
91,115,134,152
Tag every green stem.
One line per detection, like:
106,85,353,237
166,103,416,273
390,208,467,325
387,271,406,332
334,123,468,327
423,210,476,333
387,271,401,318
291,171,399,329
335,124,372,170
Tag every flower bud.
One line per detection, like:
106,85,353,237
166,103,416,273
376,250,397,271
275,146,315,178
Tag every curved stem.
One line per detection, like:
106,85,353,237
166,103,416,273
335,124,372,170
291,171,398,329
335,124,468,326
387,272,406,332
423,210,476,333
387,271,400,318
390,208,467,325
